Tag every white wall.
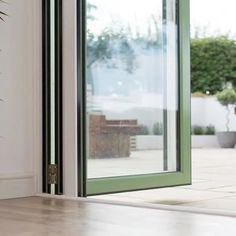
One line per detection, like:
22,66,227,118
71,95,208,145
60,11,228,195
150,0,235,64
63,0,78,197
133,135,220,149
0,0,41,199
191,96,236,132
192,135,219,148
135,136,163,150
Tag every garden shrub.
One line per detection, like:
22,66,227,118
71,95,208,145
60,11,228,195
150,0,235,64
191,37,236,94
205,125,216,135
137,125,149,135
153,122,163,135
192,125,205,135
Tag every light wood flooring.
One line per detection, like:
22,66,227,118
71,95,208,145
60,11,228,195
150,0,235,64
0,197,236,235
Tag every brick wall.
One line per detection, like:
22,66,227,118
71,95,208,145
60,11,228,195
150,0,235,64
89,114,140,158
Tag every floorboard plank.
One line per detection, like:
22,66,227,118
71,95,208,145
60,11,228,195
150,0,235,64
0,197,236,236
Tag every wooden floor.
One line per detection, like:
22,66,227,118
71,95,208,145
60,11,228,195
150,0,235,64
0,197,236,236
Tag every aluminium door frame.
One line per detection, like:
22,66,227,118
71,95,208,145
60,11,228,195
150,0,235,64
77,0,191,197
42,0,63,195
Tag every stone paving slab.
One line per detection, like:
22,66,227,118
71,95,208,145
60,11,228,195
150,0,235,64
94,187,235,205
91,148,236,211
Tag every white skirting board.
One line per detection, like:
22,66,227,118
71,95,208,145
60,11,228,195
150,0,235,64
0,173,36,199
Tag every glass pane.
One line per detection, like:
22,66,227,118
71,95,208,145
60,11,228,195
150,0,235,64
86,0,179,178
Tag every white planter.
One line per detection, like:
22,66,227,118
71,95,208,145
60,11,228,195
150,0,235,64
191,135,219,148
216,132,236,148
131,135,220,150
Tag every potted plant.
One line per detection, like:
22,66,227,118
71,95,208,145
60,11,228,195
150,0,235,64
216,88,236,148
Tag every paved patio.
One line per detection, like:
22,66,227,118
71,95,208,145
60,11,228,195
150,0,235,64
91,149,236,212
88,150,165,178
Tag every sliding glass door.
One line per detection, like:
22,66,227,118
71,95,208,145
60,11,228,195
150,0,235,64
78,0,190,196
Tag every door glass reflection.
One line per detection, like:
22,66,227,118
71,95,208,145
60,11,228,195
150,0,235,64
86,0,179,178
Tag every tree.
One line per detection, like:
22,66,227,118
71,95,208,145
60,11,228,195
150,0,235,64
191,37,236,94
86,3,137,93
216,88,236,131
87,28,137,75
86,4,163,94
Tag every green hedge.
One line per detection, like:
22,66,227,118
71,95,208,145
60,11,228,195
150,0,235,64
191,37,236,94
191,125,216,135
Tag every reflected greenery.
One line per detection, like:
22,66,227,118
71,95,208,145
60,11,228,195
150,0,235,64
87,2,137,91
86,2,162,93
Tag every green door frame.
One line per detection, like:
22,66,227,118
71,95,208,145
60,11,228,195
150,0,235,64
77,0,191,196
